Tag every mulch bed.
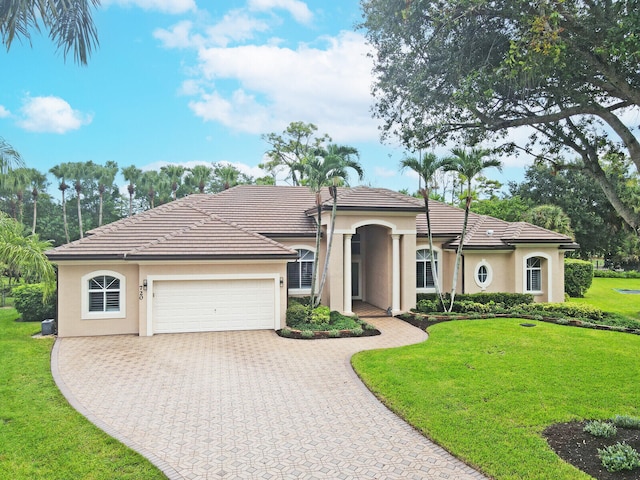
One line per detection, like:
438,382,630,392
276,328,380,339
544,421,640,479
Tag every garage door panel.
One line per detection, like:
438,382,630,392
153,278,275,334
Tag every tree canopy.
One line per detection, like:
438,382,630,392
1,0,100,65
360,0,640,230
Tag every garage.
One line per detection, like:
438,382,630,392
152,278,276,334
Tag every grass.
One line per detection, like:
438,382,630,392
0,308,165,480
570,277,640,321
352,318,640,480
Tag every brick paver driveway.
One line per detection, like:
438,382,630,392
52,316,487,480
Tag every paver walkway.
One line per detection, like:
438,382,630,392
52,314,487,480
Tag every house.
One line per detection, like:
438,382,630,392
46,186,576,337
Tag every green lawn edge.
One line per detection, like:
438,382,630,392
0,309,166,480
352,318,640,480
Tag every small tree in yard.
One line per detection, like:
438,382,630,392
443,148,502,311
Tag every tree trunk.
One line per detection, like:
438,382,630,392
76,190,84,239
423,191,446,311
318,186,337,303
309,197,323,308
32,197,37,235
62,190,69,244
449,193,472,311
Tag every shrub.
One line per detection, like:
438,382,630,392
328,329,341,338
584,420,617,438
598,442,640,472
311,305,330,325
280,327,292,338
564,259,594,297
417,292,533,308
13,283,56,322
515,302,605,322
415,299,440,313
350,327,363,336
613,415,640,429
454,301,493,314
286,303,310,326
363,322,377,331
300,330,314,339
594,270,640,278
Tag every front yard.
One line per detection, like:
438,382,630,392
0,309,165,480
352,318,640,479
569,277,640,321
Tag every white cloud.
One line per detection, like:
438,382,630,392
17,96,93,133
102,0,195,14
0,105,10,118
186,31,379,141
248,0,313,24
155,12,272,50
153,20,196,49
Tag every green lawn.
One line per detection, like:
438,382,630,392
0,309,165,480
570,277,640,320
352,318,640,480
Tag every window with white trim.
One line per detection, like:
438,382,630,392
81,270,126,320
526,257,542,292
287,249,314,290
416,249,438,289
88,275,121,312
474,260,493,290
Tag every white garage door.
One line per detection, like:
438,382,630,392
152,278,275,334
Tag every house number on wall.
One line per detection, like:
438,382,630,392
139,286,144,300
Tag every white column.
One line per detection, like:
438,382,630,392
392,234,400,314
343,234,353,315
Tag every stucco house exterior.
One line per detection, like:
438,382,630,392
46,185,576,337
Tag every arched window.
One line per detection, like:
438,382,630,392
526,257,542,292
88,275,121,312
287,249,315,290
416,249,438,289
81,270,126,319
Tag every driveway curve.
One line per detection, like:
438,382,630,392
52,316,487,480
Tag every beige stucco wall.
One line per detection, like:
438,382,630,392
55,260,289,337
418,242,567,303
363,225,392,310
56,262,140,337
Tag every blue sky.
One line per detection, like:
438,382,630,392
0,0,533,194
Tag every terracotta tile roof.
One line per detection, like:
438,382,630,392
46,185,575,260
46,198,297,260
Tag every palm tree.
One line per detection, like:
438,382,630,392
121,165,142,216
95,161,118,226
523,204,574,238
443,147,502,311
29,170,47,234
400,152,447,311
315,145,363,303
186,165,213,193
49,163,71,243
0,137,24,188
160,165,186,200
69,162,91,238
1,0,99,65
5,167,30,222
303,147,363,308
138,170,166,209
0,213,55,298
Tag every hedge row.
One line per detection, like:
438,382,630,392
416,292,534,310
594,270,640,278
